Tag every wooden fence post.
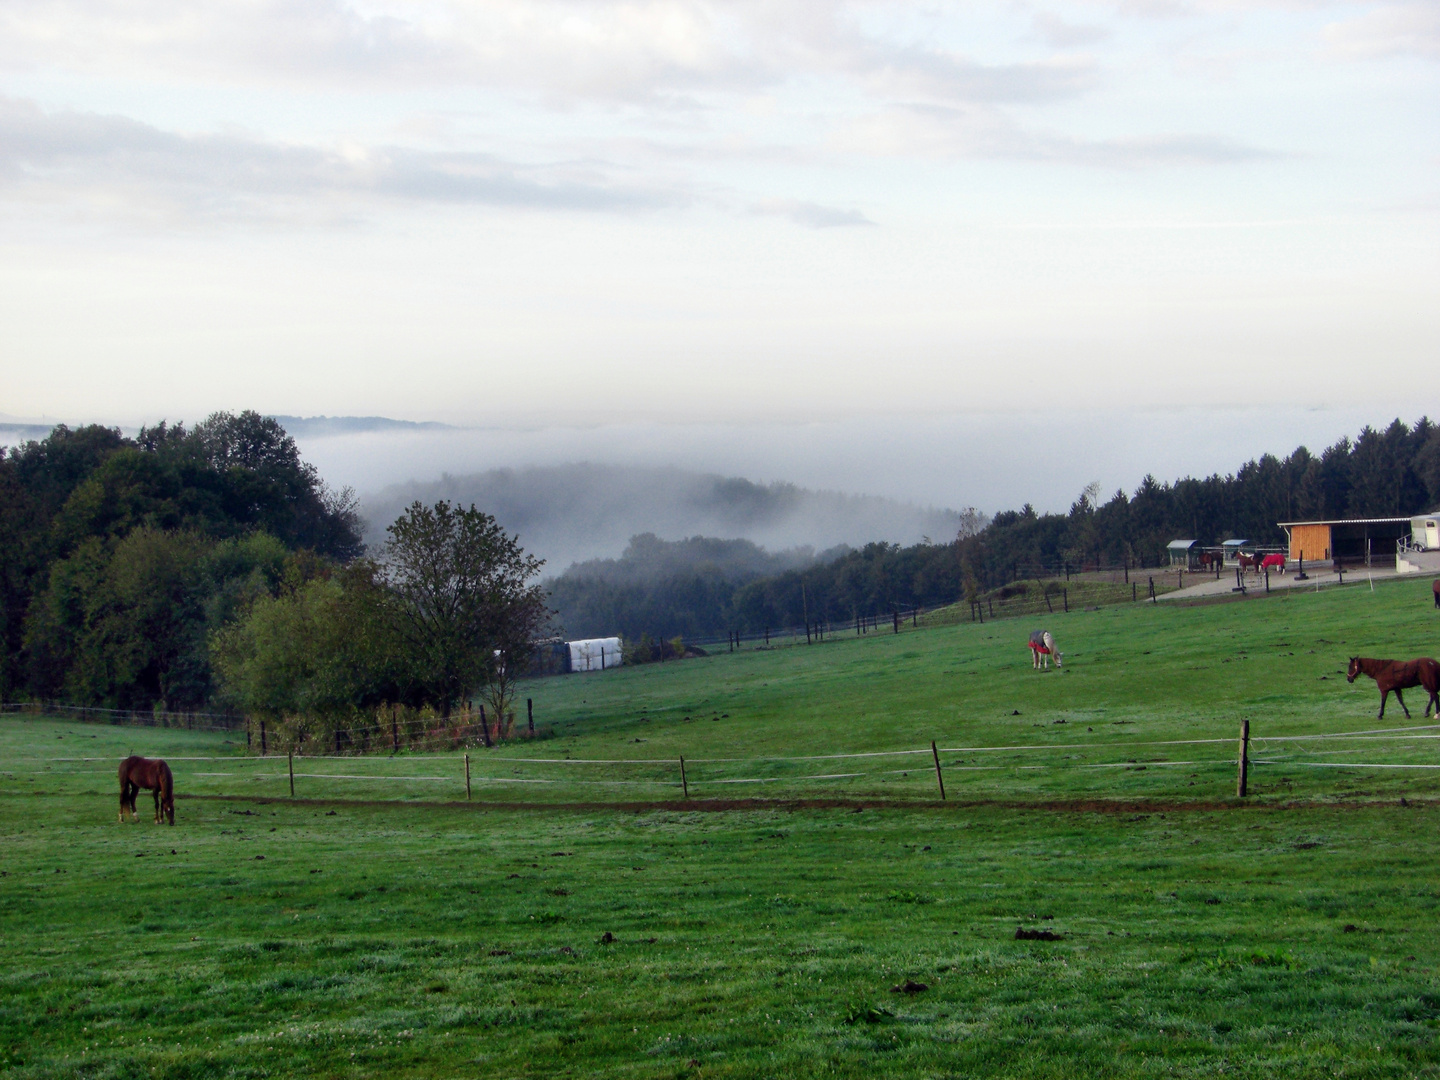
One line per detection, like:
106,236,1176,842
931,741,946,801
392,706,399,754
465,753,471,800
1236,719,1249,797
288,751,295,798
679,756,689,799
527,698,534,736
1063,588,1069,613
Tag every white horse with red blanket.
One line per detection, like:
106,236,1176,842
1028,630,1062,670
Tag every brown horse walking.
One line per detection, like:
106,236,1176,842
1346,657,1440,720
118,756,174,825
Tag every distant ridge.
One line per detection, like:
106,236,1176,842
5,415,459,443
271,415,457,437
361,463,964,571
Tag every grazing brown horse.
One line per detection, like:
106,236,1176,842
118,756,174,825
1346,657,1440,720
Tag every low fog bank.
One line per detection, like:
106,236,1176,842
360,464,961,571
292,405,1383,530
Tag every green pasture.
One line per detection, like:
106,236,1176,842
4,577,1440,1077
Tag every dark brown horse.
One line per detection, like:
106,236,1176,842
118,756,174,825
1346,657,1440,720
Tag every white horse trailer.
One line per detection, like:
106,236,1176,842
1411,514,1440,551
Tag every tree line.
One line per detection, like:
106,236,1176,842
549,417,1440,640
0,415,546,745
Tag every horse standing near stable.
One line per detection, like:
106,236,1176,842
118,756,174,825
1346,657,1440,720
1260,553,1286,575
1028,630,1062,670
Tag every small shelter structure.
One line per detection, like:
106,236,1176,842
1221,539,1252,566
1277,517,1413,566
1167,539,1200,569
568,637,622,673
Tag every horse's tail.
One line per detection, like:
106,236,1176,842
118,755,138,822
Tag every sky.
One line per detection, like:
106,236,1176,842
1,0,1437,510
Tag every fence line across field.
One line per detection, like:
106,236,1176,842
1252,761,1440,770
26,720,1440,768
25,719,1439,804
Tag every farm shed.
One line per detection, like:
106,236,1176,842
1167,539,1200,568
1277,517,1413,565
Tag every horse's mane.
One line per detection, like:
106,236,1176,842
1354,656,1397,673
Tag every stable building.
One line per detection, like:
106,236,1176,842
1277,517,1413,566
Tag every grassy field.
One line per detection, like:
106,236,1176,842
4,576,1440,1077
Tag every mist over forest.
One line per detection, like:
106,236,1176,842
360,464,964,573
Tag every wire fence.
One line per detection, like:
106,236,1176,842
0,701,245,732
17,721,1439,805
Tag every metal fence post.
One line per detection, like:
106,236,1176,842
1236,719,1249,798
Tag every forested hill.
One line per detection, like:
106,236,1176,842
360,464,964,570
548,533,847,641
0,413,363,708
549,418,1440,641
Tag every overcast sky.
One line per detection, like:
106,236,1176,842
2,1,1437,492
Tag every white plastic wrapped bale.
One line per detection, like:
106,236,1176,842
568,637,622,673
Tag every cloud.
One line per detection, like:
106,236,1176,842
1322,3,1440,61
830,101,1278,166
0,0,1101,106
0,96,683,218
1031,12,1111,47
751,198,875,228
853,46,1097,103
